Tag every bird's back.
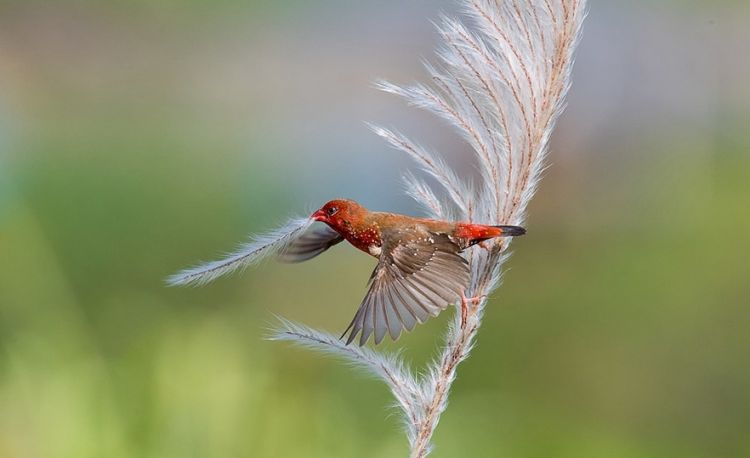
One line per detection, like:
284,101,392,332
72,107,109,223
369,212,456,236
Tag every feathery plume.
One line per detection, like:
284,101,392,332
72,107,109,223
167,217,315,287
273,0,587,455
269,319,424,432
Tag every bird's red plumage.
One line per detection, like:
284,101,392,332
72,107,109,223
454,223,504,241
312,199,524,257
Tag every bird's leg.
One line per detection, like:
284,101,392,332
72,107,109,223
460,292,487,327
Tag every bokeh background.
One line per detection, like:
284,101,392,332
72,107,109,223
1,1,749,457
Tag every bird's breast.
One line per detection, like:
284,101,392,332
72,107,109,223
342,224,382,257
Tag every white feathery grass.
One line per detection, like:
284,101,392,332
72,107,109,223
368,124,471,218
166,217,315,287
269,319,424,432
275,0,585,455
402,171,449,221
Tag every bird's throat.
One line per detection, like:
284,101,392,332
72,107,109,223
333,220,382,257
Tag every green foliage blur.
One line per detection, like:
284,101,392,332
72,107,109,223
1,1,748,457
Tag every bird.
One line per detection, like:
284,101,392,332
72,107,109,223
168,199,526,346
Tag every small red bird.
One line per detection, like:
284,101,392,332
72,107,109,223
169,199,525,346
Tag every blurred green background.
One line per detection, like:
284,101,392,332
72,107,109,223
1,1,749,457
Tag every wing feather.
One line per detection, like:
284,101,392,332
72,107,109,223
344,232,470,345
359,288,376,346
277,225,343,263
391,281,430,324
375,290,389,345
383,281,403,340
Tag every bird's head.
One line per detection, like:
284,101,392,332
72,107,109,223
312,199,366,232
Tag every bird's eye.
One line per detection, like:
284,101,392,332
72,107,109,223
327,207,339,217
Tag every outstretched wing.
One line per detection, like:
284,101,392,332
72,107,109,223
343,232,470,346
277,225,344,263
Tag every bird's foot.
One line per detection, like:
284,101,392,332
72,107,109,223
460,292,487,327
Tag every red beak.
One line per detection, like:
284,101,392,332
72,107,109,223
311,209,326,221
